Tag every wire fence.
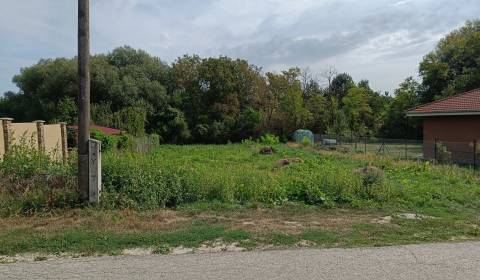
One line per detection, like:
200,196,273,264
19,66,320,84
315,134,479,172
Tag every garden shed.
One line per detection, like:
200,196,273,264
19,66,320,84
406,88,480,164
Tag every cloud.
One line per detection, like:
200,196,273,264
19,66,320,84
0,0,479,94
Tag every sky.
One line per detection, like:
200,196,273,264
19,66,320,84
0,0,479,95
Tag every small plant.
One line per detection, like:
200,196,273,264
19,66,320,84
301,136,312,147
152,244,171,255
258,134,280,145
34,256,48,262
354,166,385,200
435,142,452,164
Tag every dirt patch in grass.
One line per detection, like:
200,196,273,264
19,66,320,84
0,209,191,234
195,207,381,234
0,206,382,237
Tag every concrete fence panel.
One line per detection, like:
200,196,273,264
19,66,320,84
0,118,68,162
10,123,38,147
44,124,63,161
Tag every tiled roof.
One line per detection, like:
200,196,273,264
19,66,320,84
68,124,122,135
407,88,480,116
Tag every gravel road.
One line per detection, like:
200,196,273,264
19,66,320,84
2,241,480,280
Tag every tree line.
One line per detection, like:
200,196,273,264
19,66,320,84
1,20,479,143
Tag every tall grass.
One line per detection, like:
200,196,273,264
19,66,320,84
101,144,480,216
1,142,479,217
0,142,79,216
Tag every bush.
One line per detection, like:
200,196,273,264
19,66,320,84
354,166,387,201
258,134,280,145
301,136,312,147
0,142,79,216
101,153,192,210
435,142,452,164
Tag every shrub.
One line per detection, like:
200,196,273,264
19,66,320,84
258,134,280,145
90,129,119,151
301,136,312,147
435,142,452,164
354,166,387,200
0,142,79,216
101,153,193,210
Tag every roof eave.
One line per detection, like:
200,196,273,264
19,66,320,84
406,111,480,117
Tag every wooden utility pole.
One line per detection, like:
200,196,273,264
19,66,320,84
78,0,90,201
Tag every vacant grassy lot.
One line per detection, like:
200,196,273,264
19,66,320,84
101,143,480,213
1,143,480,258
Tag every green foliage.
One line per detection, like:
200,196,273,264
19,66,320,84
90,129,117,151
358,169,386,200
381,77,422,139
435,142,452,164
342,87,374,135
258,134,280,145
95,144,480,212
329,73,355,100
419,20,480,102
112,107,146,136
2,20,479,143
0,141,78,216
301,136,312,147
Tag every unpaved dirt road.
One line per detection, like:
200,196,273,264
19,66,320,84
2,241,480,280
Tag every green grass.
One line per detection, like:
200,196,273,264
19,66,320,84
101,143,480,216
0,221,251,256
1,143,480,256
1,207,479,256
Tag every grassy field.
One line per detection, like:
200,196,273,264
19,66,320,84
1,143,480,258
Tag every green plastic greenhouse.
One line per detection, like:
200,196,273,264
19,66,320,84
293,129,314,144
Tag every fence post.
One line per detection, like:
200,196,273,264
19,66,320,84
1,118,13,153
88,139,102,203
364,136,367,155
34,120,46,151
60,122,68,163
474,139,477,172
434,137,438,163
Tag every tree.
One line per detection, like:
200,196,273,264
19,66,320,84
320,66,337,88
266,68,312,139
419,20,480,102
329,73,355,101
3,46,169,137
151,106,191,143
381,77,422,139
170,56,265,143
342,87,373,135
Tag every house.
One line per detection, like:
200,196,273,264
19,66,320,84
406,88,480,164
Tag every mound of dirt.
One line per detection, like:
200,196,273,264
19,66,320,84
259,146,274,155
276,157,303,167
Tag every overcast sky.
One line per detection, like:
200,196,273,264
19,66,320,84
0,0,479,94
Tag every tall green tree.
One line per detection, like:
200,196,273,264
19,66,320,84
419,20,480,102
342,87,373,135
329,73,355,101
382,77,422,139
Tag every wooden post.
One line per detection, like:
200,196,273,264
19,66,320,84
78,0,91,201
434,137,438,163
34,120,46,151
1,118,13,153
60,122,68,163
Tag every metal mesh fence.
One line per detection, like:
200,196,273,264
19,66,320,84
315,134,423,160
315,134,479,172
